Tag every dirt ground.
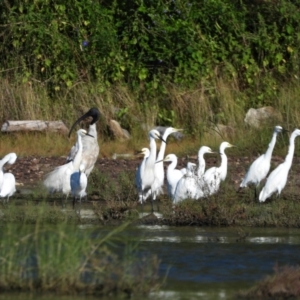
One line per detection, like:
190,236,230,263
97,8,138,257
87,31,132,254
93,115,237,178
7,153,300,196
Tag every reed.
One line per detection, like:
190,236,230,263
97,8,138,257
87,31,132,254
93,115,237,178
0,220,159,295
1,76,300,158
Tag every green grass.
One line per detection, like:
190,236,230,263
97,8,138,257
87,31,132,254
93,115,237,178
0,221,159,296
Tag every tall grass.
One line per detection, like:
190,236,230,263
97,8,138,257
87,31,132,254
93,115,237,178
1,75,300,158
0,220,159,295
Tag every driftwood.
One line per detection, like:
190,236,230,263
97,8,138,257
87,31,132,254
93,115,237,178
1,120,69,133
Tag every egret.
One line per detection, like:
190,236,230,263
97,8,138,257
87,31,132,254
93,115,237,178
67,107,100,177
259,128,300,202
137,129,165,212
70,163,88,209
144,127,183,201
135,148,150,203
202,142,234,196
173,162,203,203
157,154,184,200
44,129,94,199
0,153,17,203
197,146,215,177
240,125,283,198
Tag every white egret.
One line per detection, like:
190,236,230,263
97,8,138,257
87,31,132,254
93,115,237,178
197,146,215,177
135,148,150,203
259,128,300,202
240,125,283,198
70,163,88,209
0,153,17,203
44,129,94,198
173,162,203,203
144,127,183,201
157,154,184,200
138,129,165,211
67,107,100,177
202,142,234,196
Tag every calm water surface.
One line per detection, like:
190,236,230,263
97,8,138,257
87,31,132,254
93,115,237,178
1,224,300,300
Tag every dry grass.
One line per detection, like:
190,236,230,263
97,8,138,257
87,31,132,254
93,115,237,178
1,75,300,159
237,265,300,299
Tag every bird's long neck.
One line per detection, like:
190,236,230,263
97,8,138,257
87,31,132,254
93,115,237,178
88,123,98,140
167,157,177,174
219,149,228,181
0,153,13,170
0,155,10,187
73,134,83,169
284,132,297,169
146,137,157,168
197,152,206,177
156,131,170,161
264,131,278,159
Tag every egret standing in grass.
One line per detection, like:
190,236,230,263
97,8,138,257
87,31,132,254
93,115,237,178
157,154,184,200
0,153,17,203
173,162,202,203
202,142,234,196
44,129,94,201
240,125,283,198
259,128,300,202
144,127,183,203
70,163,88,210
67,107,100,177
137,129,165,212
135,148,150,203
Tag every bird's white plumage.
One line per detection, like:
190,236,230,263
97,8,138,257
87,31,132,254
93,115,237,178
173,162,203,203
71,164,88,201
202,142,234,195
240,125,283,188
137,129,164,204
259,128,300,202
161,154,184,200
67,108,100,177
0,153,17,202
135,148,150,203
144,127,183,201
197,146,214,177
44,129,93,197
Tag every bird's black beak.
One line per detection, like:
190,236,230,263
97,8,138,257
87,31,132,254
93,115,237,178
158,136,167,144
68,107,100,138
86,133,94,138
155,159,163,164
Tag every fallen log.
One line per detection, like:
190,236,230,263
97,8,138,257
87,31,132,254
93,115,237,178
1,120,69,133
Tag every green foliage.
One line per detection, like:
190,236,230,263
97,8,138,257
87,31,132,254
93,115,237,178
1,0,300,131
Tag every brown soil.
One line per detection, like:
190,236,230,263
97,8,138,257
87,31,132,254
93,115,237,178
8,154,300,195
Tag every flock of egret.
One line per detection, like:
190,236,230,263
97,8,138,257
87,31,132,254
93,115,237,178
136,125,300,210
0,110,298,210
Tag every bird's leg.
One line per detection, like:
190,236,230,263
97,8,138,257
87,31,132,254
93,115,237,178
155,195,160,212
150,190,154,214
77,196,82,216
72,196,76,210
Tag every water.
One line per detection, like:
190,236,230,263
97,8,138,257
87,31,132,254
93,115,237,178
134,225,300,299
1,224,300,299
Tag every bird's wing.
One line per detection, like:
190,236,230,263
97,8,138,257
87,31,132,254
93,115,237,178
0,173,16,197
44,162,73,193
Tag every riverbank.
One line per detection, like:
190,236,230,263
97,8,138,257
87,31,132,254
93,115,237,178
5,154,300,227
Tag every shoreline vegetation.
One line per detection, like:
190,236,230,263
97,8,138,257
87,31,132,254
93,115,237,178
2,1,300,298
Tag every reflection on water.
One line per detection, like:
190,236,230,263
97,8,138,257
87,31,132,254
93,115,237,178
133,225,300,299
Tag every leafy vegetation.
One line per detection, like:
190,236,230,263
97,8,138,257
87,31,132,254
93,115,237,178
1,0,300,139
